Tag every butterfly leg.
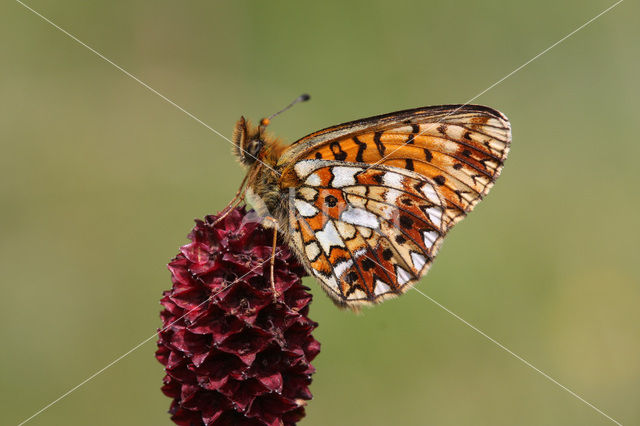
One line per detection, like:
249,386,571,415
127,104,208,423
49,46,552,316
211,174,248,225
263,216,281,302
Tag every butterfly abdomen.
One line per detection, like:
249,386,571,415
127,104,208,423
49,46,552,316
245,162,292,230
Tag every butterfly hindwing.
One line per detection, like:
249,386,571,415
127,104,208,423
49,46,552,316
288,160,448,306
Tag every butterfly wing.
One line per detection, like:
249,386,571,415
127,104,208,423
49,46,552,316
279,105,511,308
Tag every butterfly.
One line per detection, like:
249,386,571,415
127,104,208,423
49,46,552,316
219,95,511,310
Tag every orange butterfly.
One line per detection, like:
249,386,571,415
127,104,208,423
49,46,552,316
218,95,511,310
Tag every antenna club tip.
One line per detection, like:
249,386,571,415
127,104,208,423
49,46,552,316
260,118,270,127
300,93,310,102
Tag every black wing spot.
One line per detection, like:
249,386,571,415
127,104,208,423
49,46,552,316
315,152,322,159
464,131,472,140
373,173,383,184
405,159,414,171
462,149,472,157
437,125,447,134
353,136,368,163
453,163,462,170
433,175,446,186
401,198,412,206
330,142,347,161
395,234,407,244
405,124,419,144
382,248,393,261
400,215,413,229
345,271,359,285
424,148,433,162
325,195,338,207
362,258,375,271
373,132,386,156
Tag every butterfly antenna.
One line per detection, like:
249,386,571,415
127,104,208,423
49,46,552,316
260,94,310,129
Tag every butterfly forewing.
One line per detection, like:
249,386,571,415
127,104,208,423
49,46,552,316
280,105,511,230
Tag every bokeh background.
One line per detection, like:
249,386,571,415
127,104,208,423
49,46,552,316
2,1,638,425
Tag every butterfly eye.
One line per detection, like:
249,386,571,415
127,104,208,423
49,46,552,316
245,139,263,159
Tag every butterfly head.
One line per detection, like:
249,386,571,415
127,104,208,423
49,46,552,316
232,116,268,167
232,94,310,167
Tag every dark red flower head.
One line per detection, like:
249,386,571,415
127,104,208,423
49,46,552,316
156,207,320,426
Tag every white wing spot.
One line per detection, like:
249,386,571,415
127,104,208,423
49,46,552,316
422,184,440,205
305,173,322,186
385,188,402,205
374,279,392,296
411,252,427,271
341,207,379,229
294,199,318,218
333,259,354,280
396,266,412,285
332,167,360,187
316,221,344,254
353,248,367,258
382,172,404,189
294,160,323,178
425,207,442,228
423,230,438,249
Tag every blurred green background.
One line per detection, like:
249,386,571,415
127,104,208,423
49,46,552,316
2,1,638,425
